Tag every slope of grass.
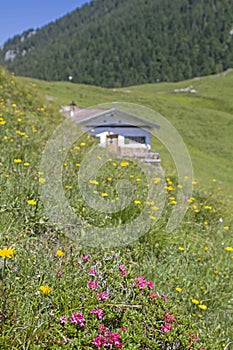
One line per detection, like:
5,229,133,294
16,71,233,206
0,67,232,348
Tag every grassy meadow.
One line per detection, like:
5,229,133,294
0,66,232,349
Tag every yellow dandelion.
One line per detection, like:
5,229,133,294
198,304,207,311
76,163,81,167
176,287,182,292
39,285,52,295
23,162,30,167
224,226,229,231
192,299,199,305
225,247,233,251
121,160,129,167
101,193,108,197
89,180,99,185
14,159,22,163
178,247,185,251
28,199,37,206
56,250,64,257
154,177,161,184
134,200,141,205
39,178,46,184
0,247,16,259
152,206,159,211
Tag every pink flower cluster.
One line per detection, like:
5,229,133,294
93,326,123,349
88,280,99,290
161,323,172,333
90,308,103,320
135,276,154,289
164,310,176,322
70,312,85,326
118,265,127,277
96,291,109,300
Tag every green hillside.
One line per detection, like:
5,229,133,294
1,67,233,348
15,70,233,208
1,0,233,87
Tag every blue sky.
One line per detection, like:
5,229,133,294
0,0,90,46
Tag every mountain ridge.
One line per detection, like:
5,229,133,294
1,0,233,87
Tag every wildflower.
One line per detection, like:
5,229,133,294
56,250,64,257
164,311,176,322
150,293,158,299
14,158,22,163
0,246,15,259
176,287,182,292
90,308,103,319
161,323,172,332
101,192,108,197
134,200,141,205
28,199,36,205
98,324,106,333
225,246,233,251
121,160,129,167
23,162,30,167
88,280,98,290
119,264,127,277
39,285,52,295
39,177,46,183
178,247,185,251
60,315,67,324
224,226,229,230
81,255,90,261
57,269,62,277
192,299,200,305
70,312,85,326
198,304,207,310
96,291,109,300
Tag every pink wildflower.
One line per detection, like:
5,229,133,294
57,269,62,277
119,265,127,277
90,308,103,319
93,334,106,348
161,323,172,333
98,324,106,333
88,280,98,290
150,293,158,299
81,255,90,261
164,310,176,322
96,291,109,300
70,312,85,326
147,281,154,289
87,268,96,275
60,315,67,324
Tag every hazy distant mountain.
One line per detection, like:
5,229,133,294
1,0,233,87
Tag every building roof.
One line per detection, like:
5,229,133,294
61,107,160,130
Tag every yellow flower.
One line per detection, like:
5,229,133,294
101,193,108,197
176,287,182,292
39,285,52,295
204,246,208,251
56,250,64,257
134,200,141,205
23,162,30,167
76,163,81,167
0,247,15,259
89,180,98,185
39,178,46,184
14,159,22,163
28,199,37,206
225,247,233,251
154,177,161,184
224,226,229,231
80,142,86,147
121,161,129,167
152,206,158,211
192,299,200,305
178,247,185,251
198,304,207,311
